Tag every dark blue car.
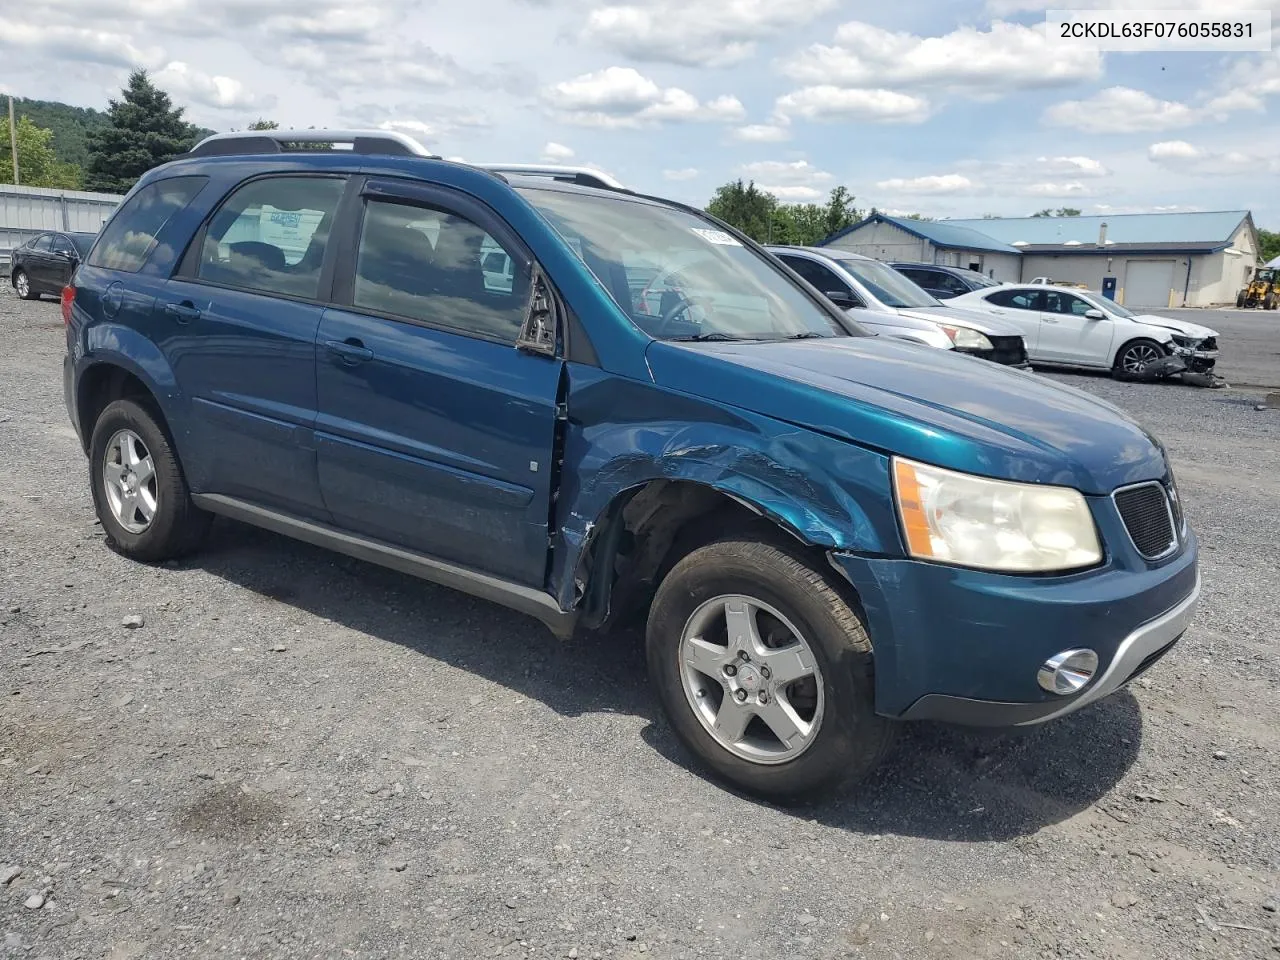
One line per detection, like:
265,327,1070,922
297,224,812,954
61,130,1200,802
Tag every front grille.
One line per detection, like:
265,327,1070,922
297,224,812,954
1114,482,1177,559
961,334,1029,366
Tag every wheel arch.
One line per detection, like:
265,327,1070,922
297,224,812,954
1111,333,1170,369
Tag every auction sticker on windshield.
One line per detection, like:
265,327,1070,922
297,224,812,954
691,228,742,246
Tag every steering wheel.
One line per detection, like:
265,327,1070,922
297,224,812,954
656,295,701,337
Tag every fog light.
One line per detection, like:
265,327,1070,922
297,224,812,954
1037,649,1099,696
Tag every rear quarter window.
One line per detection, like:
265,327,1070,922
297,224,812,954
87,176,208,273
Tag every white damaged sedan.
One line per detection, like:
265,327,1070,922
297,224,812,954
948,283,1219,377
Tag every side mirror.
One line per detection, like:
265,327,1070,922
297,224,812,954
1084,308,1105,319
516,268,557,357
825,290,861,310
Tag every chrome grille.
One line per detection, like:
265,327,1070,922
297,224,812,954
1113,482,1177,560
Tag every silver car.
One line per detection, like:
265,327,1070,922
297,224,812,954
769,246,1031,367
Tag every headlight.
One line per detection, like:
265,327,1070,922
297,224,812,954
941,326,993,351
892,457,1102,572
1170,334,1199,351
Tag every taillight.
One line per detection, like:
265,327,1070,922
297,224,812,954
61,285,76,325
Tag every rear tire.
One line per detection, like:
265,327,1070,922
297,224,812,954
1236,291,1246,308
646,537,894,804
13,269,37,300
1266,292,1275,311
1112,338,1166,379
89,398,211,562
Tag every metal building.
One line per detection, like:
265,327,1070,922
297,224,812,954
1,183,122,267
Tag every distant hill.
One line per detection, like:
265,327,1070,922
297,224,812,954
9,98,110,169
8,97,218,171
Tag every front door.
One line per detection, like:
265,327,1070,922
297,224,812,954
25,234,58,293
315,180,562,586
161,173,350,517
979,288,1044,353
1037,290,1115,366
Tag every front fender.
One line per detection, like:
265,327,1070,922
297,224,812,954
550,366,902,609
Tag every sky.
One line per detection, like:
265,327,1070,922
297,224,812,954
2,0,1279,225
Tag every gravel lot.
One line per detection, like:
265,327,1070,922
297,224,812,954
2,287,1278,960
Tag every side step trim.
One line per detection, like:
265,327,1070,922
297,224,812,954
192,494,577,639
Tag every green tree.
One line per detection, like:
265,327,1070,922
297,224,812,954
1257,228,1280,264
1032,207,1082,217
900,213,936,221
820,185,860,240
706,179,777,241
85,70,201,193
0,115,83,188
248,119,279,130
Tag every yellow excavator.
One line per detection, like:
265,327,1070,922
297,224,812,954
1236,267,1280,309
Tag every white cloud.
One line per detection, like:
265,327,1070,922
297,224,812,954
154,61,265,111
760,185,825,201
1020,181,1094,197
1043,87,1201,133
377,119,436,137
875,174,975,195
774,86,930,124
987,0,1272,12
737,160,832,185
1148,140,1278,175
663,167,699,181
0,23,165,70
542,141,575,161
1043,84,1267,134
582,0,839,67
544,67,745,127
778,20,1101,94
732,123,792,143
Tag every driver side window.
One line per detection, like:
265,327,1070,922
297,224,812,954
781,256,850,297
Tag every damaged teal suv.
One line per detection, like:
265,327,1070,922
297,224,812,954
63,131,1199,802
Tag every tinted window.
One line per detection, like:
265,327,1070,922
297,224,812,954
69,234,96,257
32,235,53,253
987,289,1041,310
780,256,849,296
51,234,76,255
88,176,207,272
932,271,969,295
353,199,530,342
1043,291,1092,315
197,176,345,300
897,267,931,285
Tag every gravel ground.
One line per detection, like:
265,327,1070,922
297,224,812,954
2,287,1278,960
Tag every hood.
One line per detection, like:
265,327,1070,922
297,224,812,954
898,304,1027,337
645,336,1168,495
847,308,946,333
1129,314,1218,338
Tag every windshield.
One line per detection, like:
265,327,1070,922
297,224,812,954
968,272,1001,288
1083,292,1133,317
836,258,939,309
517,188,855,341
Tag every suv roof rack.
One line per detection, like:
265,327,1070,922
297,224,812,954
474,163,626,190
186,129,439,159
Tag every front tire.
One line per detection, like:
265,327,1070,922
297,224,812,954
1112,338,1166,378
89,398,211,561
13,269,37,300
646,538,894,804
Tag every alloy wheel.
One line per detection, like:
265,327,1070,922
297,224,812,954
1121,343,1162,373
679,594,825,765
103,429,158,534
14,272,29,298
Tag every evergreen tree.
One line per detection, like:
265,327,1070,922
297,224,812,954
1,115,83,189
85,70,201,193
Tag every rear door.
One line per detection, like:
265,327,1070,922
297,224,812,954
1037,290,1115,366
162,173,349,518
315,178,562,586
979,289,1045,353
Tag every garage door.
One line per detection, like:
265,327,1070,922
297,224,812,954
1124,260,1175,308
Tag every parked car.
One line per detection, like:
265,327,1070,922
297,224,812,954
9,231,97,300
62,130,1200,803
948,283,1220,376
889,261,1003,299
771,247,1028,366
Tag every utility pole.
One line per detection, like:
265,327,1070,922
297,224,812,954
7,95,18,185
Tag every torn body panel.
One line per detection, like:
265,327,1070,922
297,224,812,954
549,363,901,619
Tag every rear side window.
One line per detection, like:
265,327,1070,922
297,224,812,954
196,176,346,300
87,176,207,272
32,235,53,253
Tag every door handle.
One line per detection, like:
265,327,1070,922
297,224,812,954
324,338,374,364
163,301,201,323
1042,317,1060,324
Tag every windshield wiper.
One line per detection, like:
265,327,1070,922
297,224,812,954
666,332,750,342
781,332,828,340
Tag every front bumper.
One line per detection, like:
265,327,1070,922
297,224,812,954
958,334,1029,367
831,524,1199,727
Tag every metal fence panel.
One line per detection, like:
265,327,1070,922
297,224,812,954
0,184,123,264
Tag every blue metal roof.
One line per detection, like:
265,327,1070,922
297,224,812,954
942,210,1250,247
821,213,1023,254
